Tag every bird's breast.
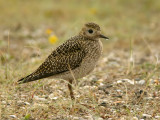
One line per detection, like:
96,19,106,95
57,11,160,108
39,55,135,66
84,40,103,61
77,40,103,76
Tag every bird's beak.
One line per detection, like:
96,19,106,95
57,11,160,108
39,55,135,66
99,34,109,40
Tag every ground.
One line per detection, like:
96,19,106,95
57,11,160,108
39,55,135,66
0,0,160,120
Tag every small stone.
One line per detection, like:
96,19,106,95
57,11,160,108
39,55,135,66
2,101,6,104
96,79,104,86
108,118,112,120
145,97,153,100
49,93,58,100
102,57,108,63
99,83,104,86
155,116,160,119
24,102,30,105
132,117,138,120
117,79,134,85
97,118,103,120
73,117,79,120
137,80,145,85
9,115,17,118
124,79,134,85
142,114,152,118
17,100,25,106
34,96,47,101
17,100,30,106
117,80,122,84
51,97,58,100
21,107,26,109
116,89,122,92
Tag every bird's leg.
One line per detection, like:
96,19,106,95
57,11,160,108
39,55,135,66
68,79,75,100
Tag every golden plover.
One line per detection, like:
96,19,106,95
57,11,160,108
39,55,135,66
18,22,109,99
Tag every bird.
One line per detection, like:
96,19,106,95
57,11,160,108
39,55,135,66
18,22,109,100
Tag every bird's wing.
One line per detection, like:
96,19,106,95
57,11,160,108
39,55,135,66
18,37,86,83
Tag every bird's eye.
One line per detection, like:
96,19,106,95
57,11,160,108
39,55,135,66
88,29,93,34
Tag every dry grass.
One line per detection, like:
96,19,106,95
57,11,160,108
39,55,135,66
1,0,160,119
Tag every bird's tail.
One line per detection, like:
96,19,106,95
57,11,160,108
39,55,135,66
18,73,40,84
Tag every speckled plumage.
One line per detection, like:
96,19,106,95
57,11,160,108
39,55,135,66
18,22,108,99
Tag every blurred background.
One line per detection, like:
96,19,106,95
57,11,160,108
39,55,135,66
0,0,160,60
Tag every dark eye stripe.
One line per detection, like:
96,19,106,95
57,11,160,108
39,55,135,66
88,29,93,34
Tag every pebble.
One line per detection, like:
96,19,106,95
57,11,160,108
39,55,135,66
108,118,113,120
1,101,6,104
102,57,108,63
34,96,47,101
21,107,26,109
73,117,80,120
96,79,104,84
155,116,160,119
17,100,25,106
49,93,58,100
9,115,17,118
137,80,145,85
17,100,30,106
24,102,30,105
132,117,138,120
142,114,152,118
117,80,122,84
117,79,134,85
99,83,104,86
145,97,153,100
116,89,122,92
